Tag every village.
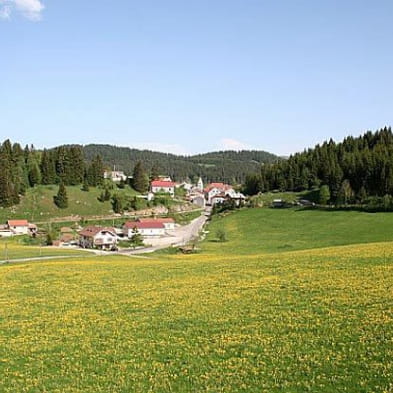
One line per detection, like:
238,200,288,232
0,176,245,253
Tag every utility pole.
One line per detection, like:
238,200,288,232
5,241,8,262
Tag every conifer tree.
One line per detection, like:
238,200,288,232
318,185,331,205
54,182,68,208
40,149,56,185
87,155,104,186
111,194,123,213
28,164,41,187
132,161,149,193
82,177,89,192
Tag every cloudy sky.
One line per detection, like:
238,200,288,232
1,1,393,155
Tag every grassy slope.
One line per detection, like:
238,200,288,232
0,237,90,261
1,208,393,392
0,243,392,392
202,207,393,254
0,185,138,223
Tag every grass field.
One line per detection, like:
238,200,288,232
0,238,89,261
1,208,393,392
203,207,393,254
0,185,139,223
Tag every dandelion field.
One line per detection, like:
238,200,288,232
1,208,393,392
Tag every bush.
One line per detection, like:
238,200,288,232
216,228,228,242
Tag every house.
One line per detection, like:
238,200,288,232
204,183,246,206
137,217,176,230
150,180,176,197
211,193,228,206
78,226,118,250
123,221,166,237
176,182,193,193
223,189,246,206
6,220,37,236
60,233,76,244
104,170,128,183
204,183,233,204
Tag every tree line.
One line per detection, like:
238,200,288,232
82,144,279,184
244,127,393,206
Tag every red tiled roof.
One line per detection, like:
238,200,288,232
124,221,165,229
79,226,116,238
151,180,176,187
204,183,232,192
7,220,29,227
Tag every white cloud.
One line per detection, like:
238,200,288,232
0,0,44,21
130,142,190,156
219,138,251,151
0,4,11,19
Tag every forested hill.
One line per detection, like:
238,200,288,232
244,127,393,203
82,144,279,183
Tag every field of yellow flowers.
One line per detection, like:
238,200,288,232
1,239,393,392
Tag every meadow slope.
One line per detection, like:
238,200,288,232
202,207,393,254
1,239,393,392
0,185,139,223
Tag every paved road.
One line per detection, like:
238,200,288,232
0,254,91,265
122,207,211,254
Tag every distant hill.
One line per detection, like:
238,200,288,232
81,144,279,183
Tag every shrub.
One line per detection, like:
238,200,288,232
216,228,228,242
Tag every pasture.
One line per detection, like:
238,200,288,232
0,185,139,223
203,207,393,254
0,208,392,392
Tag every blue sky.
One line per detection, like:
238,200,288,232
1,1,393,156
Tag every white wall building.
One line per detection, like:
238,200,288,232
123,221,166,237
7,220,31,235
104,171,127,182
150,180,176,197
137,218,176,230
79,226,118,250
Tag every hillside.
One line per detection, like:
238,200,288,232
82,144,279,183
203,206,393,255
1,208,393,391
0,185,139,223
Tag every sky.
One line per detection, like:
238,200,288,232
1,1,393,156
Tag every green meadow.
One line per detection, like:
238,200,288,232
203,207,393,254
0,185,139,223
1,207,392,392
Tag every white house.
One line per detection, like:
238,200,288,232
204,183,232,204
6,220,36,236
123,221,166,237
176,182,193,193
211,194,228,206
150,180,176,197
224,189,246,206
137,217,176,230
104,170,127,182
79,226,118,250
